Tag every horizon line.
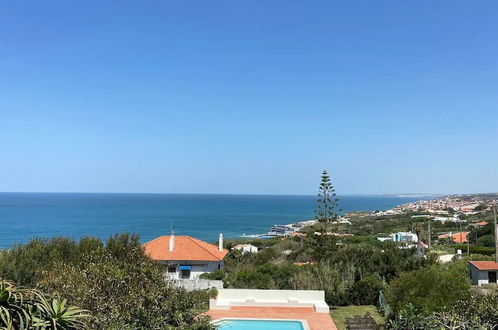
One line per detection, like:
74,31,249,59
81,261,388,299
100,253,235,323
0,190,483,197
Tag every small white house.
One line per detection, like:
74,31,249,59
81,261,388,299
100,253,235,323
377,231,418,243
469,261,498,286
143,233,228,280
232,244,258,254
391,231,418,243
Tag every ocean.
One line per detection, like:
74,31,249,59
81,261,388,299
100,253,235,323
0,193,430,249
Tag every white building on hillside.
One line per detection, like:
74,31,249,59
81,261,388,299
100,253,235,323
377,231,418,243
470,261,498,286
143,233,228,280
233,244,258,254
433,215,462,223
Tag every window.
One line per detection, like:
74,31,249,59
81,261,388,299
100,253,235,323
167,266,176,273
180,269,191,279
179,265,192,279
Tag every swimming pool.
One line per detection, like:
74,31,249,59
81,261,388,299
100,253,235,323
215,319,305,330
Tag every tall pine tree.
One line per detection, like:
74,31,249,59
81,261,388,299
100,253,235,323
315,170,340,234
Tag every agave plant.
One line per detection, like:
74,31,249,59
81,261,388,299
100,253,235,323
31,294,89,329
0,279,89,330
0,280,30,329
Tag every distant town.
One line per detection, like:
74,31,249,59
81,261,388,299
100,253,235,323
252,193,498,242
397,193,497,214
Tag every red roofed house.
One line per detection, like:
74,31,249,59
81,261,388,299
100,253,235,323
143,233,228,280
469,261,498,286
437,232,468,243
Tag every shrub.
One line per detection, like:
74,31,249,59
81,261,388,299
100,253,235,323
289,264,348,305
386,266,471,315
0,279,89,329
199,269,224,280
453,244,495,255
347,274,386,305
228,270,274,289
476,234,496,248
388,293,498,329
0,237,79,287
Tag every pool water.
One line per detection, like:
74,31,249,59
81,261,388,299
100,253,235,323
215,319,304,330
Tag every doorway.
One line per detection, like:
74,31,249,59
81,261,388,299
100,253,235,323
489,271,497,284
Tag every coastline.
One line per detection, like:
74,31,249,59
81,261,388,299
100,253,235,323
0,193,436,248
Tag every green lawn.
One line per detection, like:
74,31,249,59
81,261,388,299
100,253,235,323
330,305,385,330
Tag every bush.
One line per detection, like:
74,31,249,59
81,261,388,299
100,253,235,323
0,237,79,286
199,269,224,280
0,236,106,287
347,274,386,305
476,234,496,248
386,266,471,315
388,293,498,329
453,244,495,255
469,223,493,244
229,271,274,289
289,264,349,305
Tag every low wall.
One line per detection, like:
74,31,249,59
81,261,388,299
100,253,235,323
210,289,329,313
171,278,224,291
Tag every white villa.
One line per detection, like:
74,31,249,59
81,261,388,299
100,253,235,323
143,233,228,280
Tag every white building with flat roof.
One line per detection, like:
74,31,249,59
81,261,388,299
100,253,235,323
233,244,258,254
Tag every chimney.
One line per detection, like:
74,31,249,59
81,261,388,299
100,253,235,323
218,233,223,251
169,234,175,252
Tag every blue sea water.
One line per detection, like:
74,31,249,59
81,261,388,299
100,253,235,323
0,193,430,249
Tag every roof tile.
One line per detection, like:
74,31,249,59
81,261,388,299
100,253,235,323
143,235,228,261
469,261,498,270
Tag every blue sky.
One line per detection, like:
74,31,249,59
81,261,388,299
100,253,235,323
1,1,497,195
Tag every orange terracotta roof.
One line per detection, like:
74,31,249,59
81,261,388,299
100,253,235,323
293,262,316,266
143,235,228,261
475,221,488,226
469,261,498,270
438,232,468,243
452,232,468,243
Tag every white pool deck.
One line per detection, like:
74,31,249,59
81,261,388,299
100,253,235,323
209,289,330,313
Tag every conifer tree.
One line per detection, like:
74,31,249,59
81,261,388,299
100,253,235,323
315,170,340,234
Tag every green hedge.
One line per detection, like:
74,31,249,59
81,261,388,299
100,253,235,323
453,244,495,256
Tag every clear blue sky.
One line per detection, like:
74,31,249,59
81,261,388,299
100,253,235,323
1,1,497,195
